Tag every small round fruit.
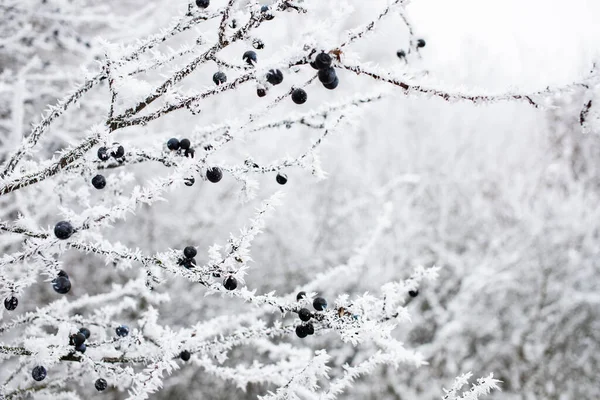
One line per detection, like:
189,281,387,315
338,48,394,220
305,323,314,335
167,138,180,151
73,332,86,347
242,50,257,65
79,327,91,339
196,0,209,8
224,276,238,291
310,61,319,70
52,275,71,294
75,343,86,353
116,325,129,337
4,296,18,311
252,38,265,50
32,366,47,381
213,71,227,85
184,177,195,187
97,147,110,161
185,148,195,158
180,350,191,361
110,144,125,159
323,77,339,90
183,246,197,259
295,325,308,338
416,39,426,48
257,88,267,97
206,167,223,183
54,221,74,240
276,173,287,185
291,88,307,105
266,69,284,85
296,291,306,301
298,308,311,322
179,139,191,150
313,297,327,311
181,258,197,269
396,49,406,59
91,175,106,189
318,67,337,85
408,289,419,298
57,270,69,278
314,52,332,70
95,378,108,392
261,5,275,20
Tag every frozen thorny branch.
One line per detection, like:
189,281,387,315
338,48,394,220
3,0,594,398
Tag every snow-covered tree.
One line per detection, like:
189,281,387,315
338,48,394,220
1,0,599,399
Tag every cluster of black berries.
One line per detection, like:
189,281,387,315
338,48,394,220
178,246,197,269
167,137,195,158
396,39,426,60
116,324,129,337
294,292,327,338
4,296,18,311
52,270,71,294
69,327,91,354
97,143,125,161
311,52,339,91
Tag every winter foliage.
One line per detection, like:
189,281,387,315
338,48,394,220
1,0,600,399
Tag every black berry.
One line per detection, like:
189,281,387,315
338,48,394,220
167,138,180,150
110,143,125,159
57,270,69,278
266,69,284,85
79,327,91,339
252,38,265,50
32,366,47,381
196,0,209,8
213,71,227,85
73,332,86,347
298,308,311,322
396,49,406,59
296,291,306,301
183,246,197,259
97,147,110,161
54,221,74,240
181,258,197,269
257,88,267,97
95,378,108,392
52,275,71,294
261,5,274,20
242,50,257,65
206,167,223,183
223,276,237,291
291,88,307,105
318,67,337,85
295,325,308,338
91,175,106,189
185,148,195,158
314,52,332,70
116,325,129,337
305,323,314,335
323,77,339,90
313,297,327,311
180,350,191,361
179,139,191,150
310,61,319,70
276,173,287,185
4,296,18,311
408,289,419,298
184,177,195,186
416,39,426,48
75,343,86,353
